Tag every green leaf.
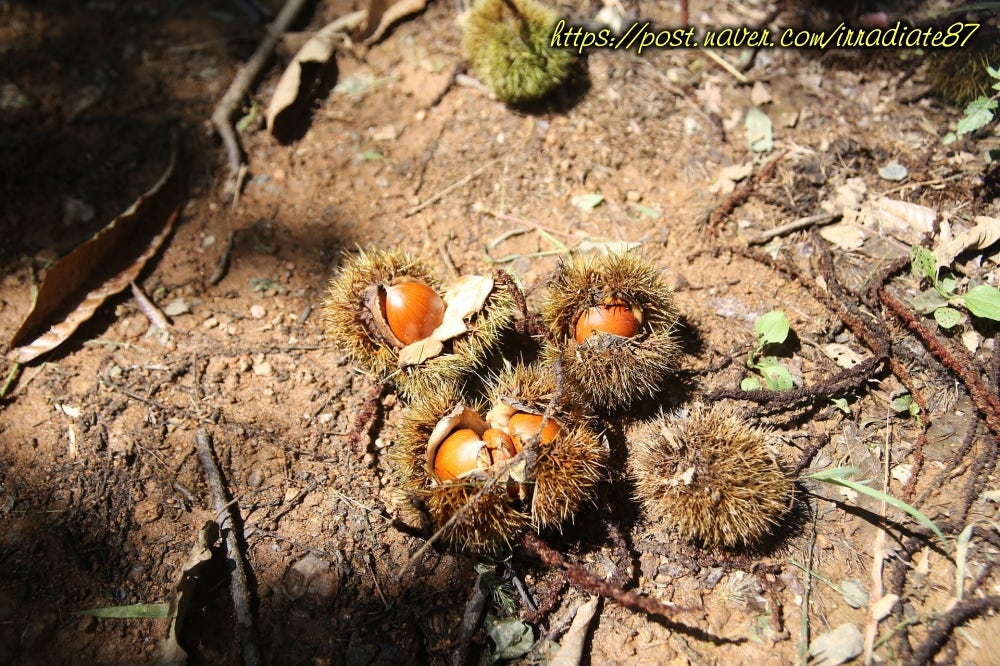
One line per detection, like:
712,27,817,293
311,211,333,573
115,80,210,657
956,96,997,136
741,376,761,391
486,615,535,661
934,306,963,329
75,603,169,619
908,245,938,282
806,467,945,543
830,397,850,414
988,64,1000,81
963,284,1000,321
755,310,790,346
942,131,957,145
911,288,950,314
891,394,913,413
937,272,958,297
761,363,794,391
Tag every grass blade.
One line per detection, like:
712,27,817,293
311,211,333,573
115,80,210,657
806,467,945,543
75,603,169,619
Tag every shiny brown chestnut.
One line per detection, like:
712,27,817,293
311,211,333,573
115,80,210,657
379,281,445,345
433,427,517,482
507,412,561,451
573,299,640,343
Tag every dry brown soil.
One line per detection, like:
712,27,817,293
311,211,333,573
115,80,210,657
2,0,999,664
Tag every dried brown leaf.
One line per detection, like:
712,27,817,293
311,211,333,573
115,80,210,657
935,215,1000,268
154,521,220,666
363,0,427,46
7,142,184,363
265,11,367,134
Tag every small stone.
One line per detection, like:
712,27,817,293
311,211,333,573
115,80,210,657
254,361,273,377
250,304,267,319
203,316,219,329
247,469,265,488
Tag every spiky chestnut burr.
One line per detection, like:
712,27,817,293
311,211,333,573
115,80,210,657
392,381,530,554
320,248,517,400
462,0,577,106
930,38,1000,105
392,370,608,554
627,404,794,549
484,363,608,529
540,251,681,411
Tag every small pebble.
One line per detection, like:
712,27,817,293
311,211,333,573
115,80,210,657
250,304,267,319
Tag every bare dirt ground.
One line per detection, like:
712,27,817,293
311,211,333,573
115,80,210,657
2,0,999,664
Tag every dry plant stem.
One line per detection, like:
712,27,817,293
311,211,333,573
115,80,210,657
212,0,310,178
403,157,501,217
210,230,236,285
879,289,1000,439
130,281,169,329
746,212,840,246
906,595,1000,666
708,150,786,232
195,428,261,666
863,420,891,666
447,575,487,666
521,532,741,646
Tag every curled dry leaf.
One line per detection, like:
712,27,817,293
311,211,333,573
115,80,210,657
154,521,220,666
870,197,936,245
362,0,428,46
7,141,184,364
551,596,599,666
934,215,1000,268
265,10,368,135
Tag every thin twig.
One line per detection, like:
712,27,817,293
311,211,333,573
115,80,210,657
211,0,310,178
746,212,840,246
447,575,487,666
209,230,237,286
196,428,262,666
403,157,501,217
522,532,740,646
130,281,170,329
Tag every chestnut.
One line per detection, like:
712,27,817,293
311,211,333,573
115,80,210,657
433,427,517,482
573,300,640,343
507,412,560,450
379,280,445,345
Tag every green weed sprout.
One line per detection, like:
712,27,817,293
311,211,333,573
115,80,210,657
942,63,1000,144
741,309,794,391
908,245,1000,329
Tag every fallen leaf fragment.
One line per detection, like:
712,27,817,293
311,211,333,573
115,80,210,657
8,142,184,364
934,215,1000,268
870,197,936,245
821,343,864,368
551,596,599,666
154,521,220,666
363,0,427,46
809,623,864,666
265,10,367,134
